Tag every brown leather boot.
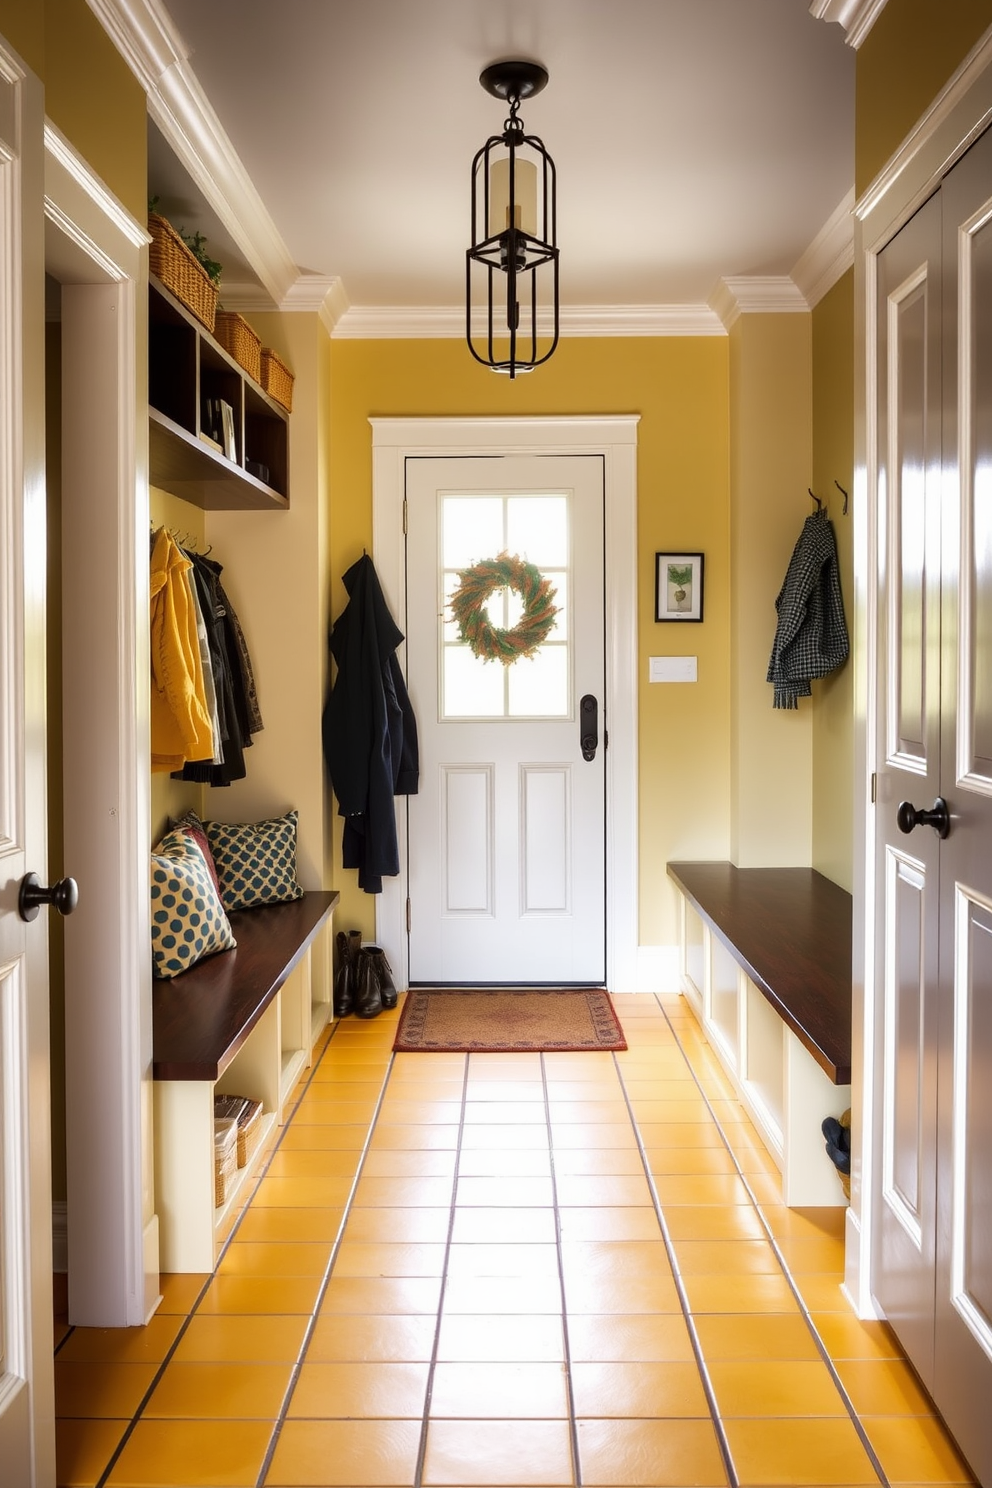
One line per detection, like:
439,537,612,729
333,930,354,1017
362,945,397,1009
353,947,382,1019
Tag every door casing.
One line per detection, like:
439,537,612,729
371,416,639,993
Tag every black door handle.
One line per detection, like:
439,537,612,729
896,797,950,839
18,873,79,922
580,694,598,762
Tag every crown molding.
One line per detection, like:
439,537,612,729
790,189,855,307
87,0,299,302
332,303,725,339
220,276,350,338
808,0,889,49
44,119,149,249
708,276,809,330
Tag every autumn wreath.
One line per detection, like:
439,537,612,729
449,551,559,665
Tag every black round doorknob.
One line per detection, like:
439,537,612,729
896,797,950,839
18,873,79,923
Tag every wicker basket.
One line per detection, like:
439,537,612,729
215,311,262,383
260,348,295,412
148,213,218,333
214,1116,238,1207
216,1093,264,1168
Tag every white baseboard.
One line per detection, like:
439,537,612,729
842,1202,882,1319
633,944,680,993
52,1201,68,1274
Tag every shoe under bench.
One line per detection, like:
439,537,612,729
152,890,339,1272
667,861,851,1207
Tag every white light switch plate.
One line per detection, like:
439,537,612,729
649,656,698,683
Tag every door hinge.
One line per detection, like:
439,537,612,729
406,897,412,932
402,498,408,536
871,772,877,804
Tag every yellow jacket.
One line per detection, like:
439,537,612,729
150,527,214,773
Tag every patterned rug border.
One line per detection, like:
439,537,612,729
392,988,627,1053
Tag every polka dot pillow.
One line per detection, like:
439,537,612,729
151,828,237,979
205,809,305,912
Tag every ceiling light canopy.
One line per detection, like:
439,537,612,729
466,60,559,378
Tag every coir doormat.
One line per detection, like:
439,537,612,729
393,989,627,1053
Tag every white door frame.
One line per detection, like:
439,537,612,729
44,123,157,1325
850,27,992,1317
371,416,639,993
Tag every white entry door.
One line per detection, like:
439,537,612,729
0,41,56,1487
405,455,606,984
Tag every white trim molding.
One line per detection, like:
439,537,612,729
332,303,725,340
708,275,810,331
87,0,299,303
791,189,855,308
809,0,890,49
220,275,350,338
370,416,640,994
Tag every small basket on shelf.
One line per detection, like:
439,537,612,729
213,1115,238,1206
260,348,295,412
148,213,219,333
215,311,262,384
215,1093,264,1168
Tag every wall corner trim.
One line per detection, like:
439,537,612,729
709,276,810,330
808,0,890,49
791,189,855,308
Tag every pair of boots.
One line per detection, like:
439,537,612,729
333,930,397,1020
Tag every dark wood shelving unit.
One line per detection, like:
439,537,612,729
148,274,290,511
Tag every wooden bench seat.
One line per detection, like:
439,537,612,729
152,889,339,1271
667,861,852,1206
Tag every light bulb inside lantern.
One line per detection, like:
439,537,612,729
488,156,537,238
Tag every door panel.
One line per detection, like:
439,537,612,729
406,455,605,984
874,188,943,1389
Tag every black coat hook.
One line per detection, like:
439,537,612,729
809,488,824,513
834,480,849,516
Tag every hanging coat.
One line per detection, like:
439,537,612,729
322,554,418,893
766,510,849,709
149,527,214,772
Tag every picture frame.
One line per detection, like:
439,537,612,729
655,552,704,622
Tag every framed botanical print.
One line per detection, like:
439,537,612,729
655,552,704,622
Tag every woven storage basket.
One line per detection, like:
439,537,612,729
215,311,262,383
213,1116,238,1207
216,1093,264,1168
148,213,218,332
260,348,295,412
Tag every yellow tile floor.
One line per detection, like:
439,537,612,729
53,993,978,1488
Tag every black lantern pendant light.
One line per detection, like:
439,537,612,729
467,60,559,378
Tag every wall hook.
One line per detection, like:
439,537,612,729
834,479,849,516
809,488,824,513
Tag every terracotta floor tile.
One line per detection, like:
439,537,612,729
762,1205,847,1241
559,1239,672,1283
774,1235,847,1275
708,1359,848,1416
369,1123,461,1151
319,1276,443,1315
292,1098,379,1124
352,1175,457,1208
835,1358,936,1415
794,1274,853,1312
142,1361,293,1419
664,1204,768,1241
549,1148,646,1176
457,1148,553,1177
563,1269,681,1315
455,1174,555,1206
673,1239,783,1275
55,1418,128,1488
445,1242,560,1278
197,1275,322,1315
571,1359,710,1417
556,1206,664,1241
546,1099,631,1123
810,1312,904,1361
376,1099,464,1125
458,1123,552,1151
332,1240,448,1277
450,1207,557,1243
435,1312,564,1362
265,1418,421,1486
234,1206,345,1243
444,1272,563,1313
289,1360,430,1418
421,1418,574,1486
55,1362,158,1419
105,1419,273,1486
278,1122,368,1150
156,1273,210,1314
568,1311,695,1363
252,1174,354,1208
344,1205,452,1242
634,1122,729,1148
554,1174,653,1207
263,1148,364,1178
216,1241,332,1277
650,1170,752,1201
462,1079,543,1099
861,1413,977,1482
363,1149,459,1178
55,1315,183,1365
682,1272,801,1314
575,1417,728,1486
307,1312,438,1362
173,1314,308,1363
694,1312,821,1361
548,1122,639,1150
462,1099,548,1124
724,1417,879,1485
429,1361,569,1418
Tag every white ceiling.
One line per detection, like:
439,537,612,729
147,0,856,315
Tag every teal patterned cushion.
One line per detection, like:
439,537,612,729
205,809,304,911
151,828,237,979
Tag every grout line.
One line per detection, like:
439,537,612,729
540,1051,582,1488
650,992,892,1488
86,1015,387,1488
412,1053,470,1488
253,1027,405,1488
610,1049,740,1488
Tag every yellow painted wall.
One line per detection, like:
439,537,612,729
729,313,814,868
856,0,992,194
0,0,146,220
811,270,854,891
328,336,731,946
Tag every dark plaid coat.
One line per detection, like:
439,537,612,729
767,511,849,709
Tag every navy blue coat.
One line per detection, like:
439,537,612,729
322,555,418,893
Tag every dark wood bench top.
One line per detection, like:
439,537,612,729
152,890,339,1081
667,862,852,1084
